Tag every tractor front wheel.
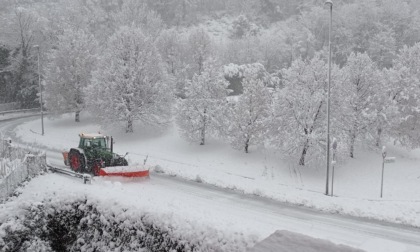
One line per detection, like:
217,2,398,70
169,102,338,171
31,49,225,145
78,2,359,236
69,150,85,173
91,160,103,176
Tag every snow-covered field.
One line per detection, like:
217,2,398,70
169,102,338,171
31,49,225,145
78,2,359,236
13,113,420,228
1,114,420,251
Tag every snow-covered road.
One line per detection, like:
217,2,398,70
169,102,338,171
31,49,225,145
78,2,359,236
2,116,420,252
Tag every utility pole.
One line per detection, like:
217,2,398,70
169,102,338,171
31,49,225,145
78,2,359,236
325,0,333,195
34,45,44,135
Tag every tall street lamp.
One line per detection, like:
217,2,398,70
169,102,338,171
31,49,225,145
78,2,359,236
33,45,44,136
325,0,333,196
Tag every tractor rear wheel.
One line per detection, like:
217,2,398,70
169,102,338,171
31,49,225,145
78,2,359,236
69,150,85,173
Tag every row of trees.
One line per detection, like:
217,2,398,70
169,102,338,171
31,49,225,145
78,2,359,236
176,46,420,166
1,1,420,166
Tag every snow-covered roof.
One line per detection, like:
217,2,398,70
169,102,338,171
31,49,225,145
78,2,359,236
79,133,106,139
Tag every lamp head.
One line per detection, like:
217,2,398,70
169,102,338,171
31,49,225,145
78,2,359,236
325,0,333,6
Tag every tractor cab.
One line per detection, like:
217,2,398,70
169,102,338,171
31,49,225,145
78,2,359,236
78,133,109,150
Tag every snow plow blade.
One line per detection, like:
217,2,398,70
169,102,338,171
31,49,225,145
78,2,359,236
98,165,150,178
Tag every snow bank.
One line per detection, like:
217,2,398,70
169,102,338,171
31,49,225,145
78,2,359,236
248,230,364,252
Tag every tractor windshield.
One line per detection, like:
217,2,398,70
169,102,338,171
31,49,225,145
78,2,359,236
80,137,107,149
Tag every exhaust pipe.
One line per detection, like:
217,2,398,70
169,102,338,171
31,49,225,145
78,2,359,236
110,136,113,154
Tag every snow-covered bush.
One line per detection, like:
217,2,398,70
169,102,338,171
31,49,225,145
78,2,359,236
0,197,255,251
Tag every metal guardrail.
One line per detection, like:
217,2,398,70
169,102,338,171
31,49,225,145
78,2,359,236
47,164,92,184
0,108,40,116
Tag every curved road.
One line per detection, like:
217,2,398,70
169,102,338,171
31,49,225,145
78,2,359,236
2,116,420,252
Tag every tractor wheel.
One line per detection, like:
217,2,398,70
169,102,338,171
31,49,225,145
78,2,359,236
69,150,85,173
91,160,103,176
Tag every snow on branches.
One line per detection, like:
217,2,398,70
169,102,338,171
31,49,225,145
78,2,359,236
339,52,381,158
385,43,420,148
272,55,331,166
176,60,229,145
44,28,98,122
86,26,173,133
224,78,272,153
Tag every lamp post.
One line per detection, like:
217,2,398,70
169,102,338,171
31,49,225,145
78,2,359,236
33,45,44,135
325,0,333,196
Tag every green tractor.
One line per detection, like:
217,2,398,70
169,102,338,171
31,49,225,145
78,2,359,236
63,133,128,176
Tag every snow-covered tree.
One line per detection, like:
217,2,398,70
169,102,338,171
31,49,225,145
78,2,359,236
87,26,173,133
272,55,338,166
176,60,229,145
223,62,275,95
225,78,271,153
384,43,420,148
44,28,97,122
188,28,212,75
7,8,42,109
230,14,260,39
113,0,164,40
156,28,189,98
338,52,381,158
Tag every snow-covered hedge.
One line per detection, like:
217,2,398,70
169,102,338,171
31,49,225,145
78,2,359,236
0,197,254,251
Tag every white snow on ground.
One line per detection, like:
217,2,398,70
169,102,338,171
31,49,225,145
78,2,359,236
13,113,420,228
0,115,420,251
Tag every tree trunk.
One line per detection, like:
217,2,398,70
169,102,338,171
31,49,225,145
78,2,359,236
245,138,250,153
126,117,133,133
200,109,207,145
299,139,309,166
376,127,382,147
198,55,203,75
349,131,356,158
75,111,80,122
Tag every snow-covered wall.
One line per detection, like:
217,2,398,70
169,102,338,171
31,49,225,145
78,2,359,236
0,103,20,112
0,144,46,202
